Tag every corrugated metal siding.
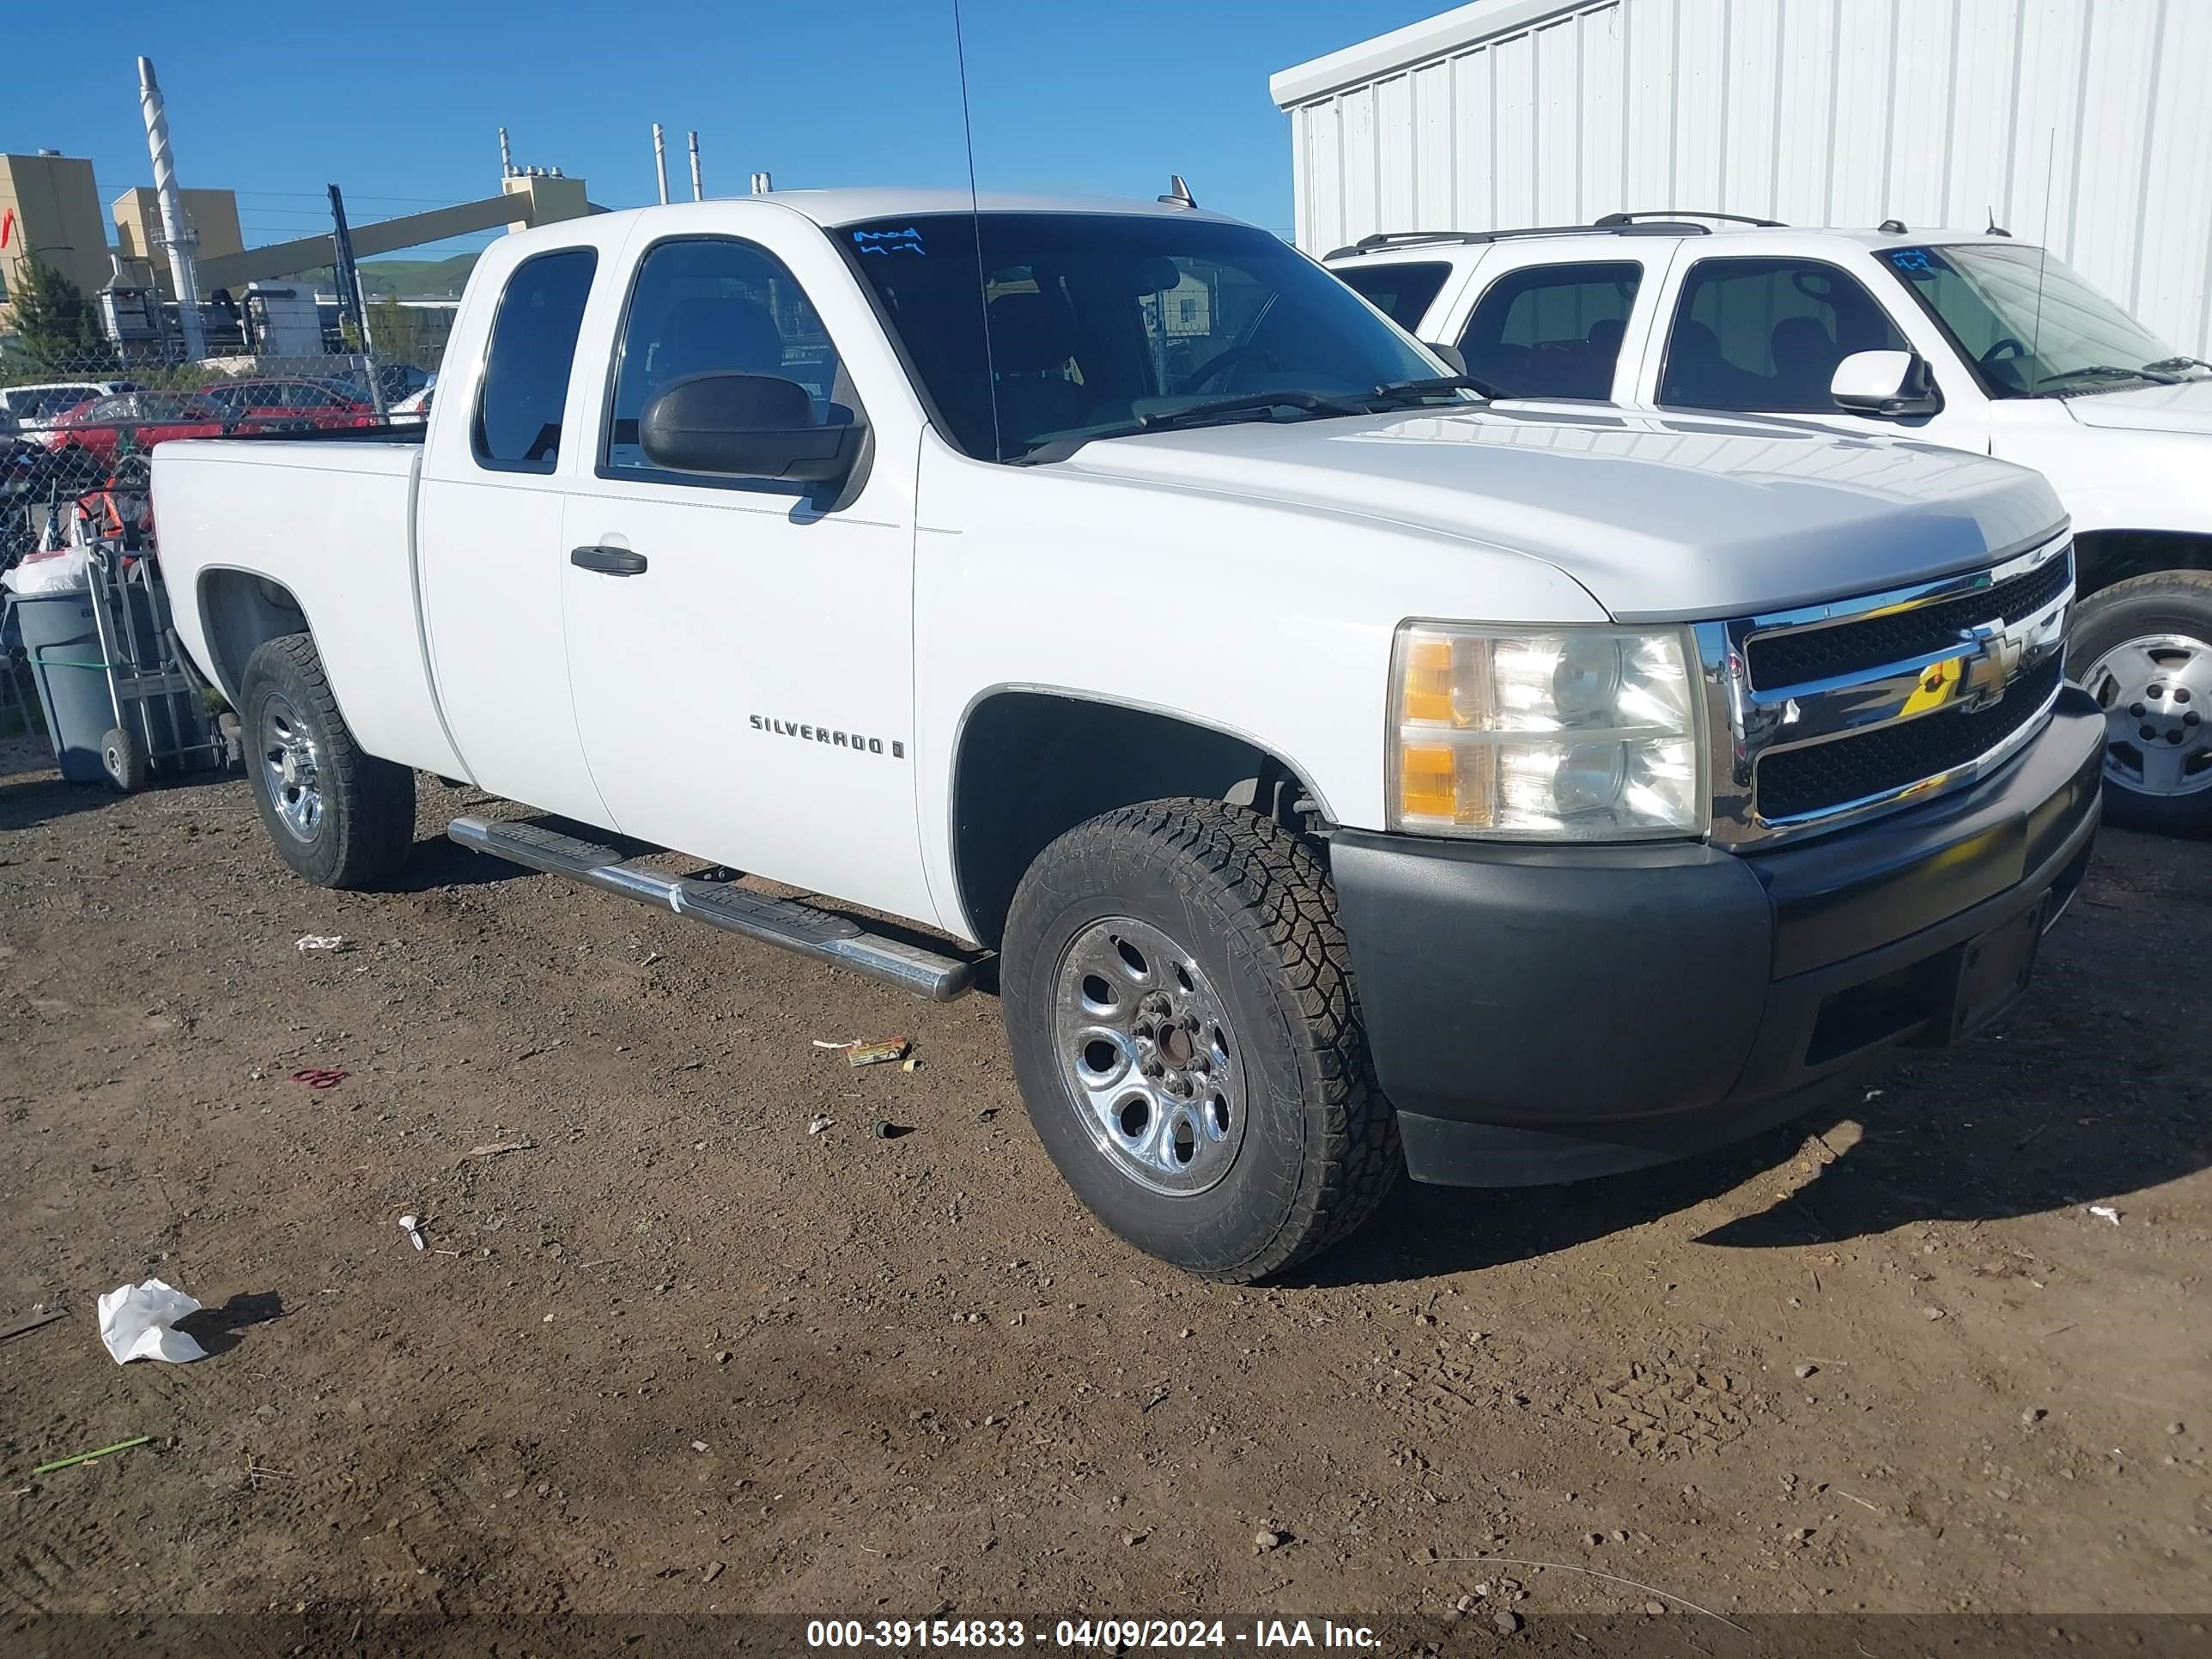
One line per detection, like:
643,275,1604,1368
1281,0,2212,354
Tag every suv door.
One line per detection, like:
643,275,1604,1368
1452,256,1650,402
556,220,934,923
1640,252,1990,448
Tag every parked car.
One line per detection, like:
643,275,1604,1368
36,390,258,483
317,362,434,410
386,374,435,424
0,379,142,435
197,377,377,432
1326,214,2212,833
152,189,2100,1279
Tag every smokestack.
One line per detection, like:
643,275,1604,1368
653,123,669,205
499,126,514,179
688,131,702,201
750,172,773,196
137,56,205,359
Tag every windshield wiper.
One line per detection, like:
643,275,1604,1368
2143,355,2212,374
2035,363,2182,389
1015,389,1372,463
1365,373,1504,406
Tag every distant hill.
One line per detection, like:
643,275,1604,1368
291,252,482,301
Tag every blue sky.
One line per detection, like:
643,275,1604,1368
7,1,1444,263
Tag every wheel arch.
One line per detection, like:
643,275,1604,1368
195,566,313,705
2072,529,2212,599
947,687,1336,951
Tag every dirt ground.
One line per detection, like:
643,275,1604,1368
3,753,2208,1651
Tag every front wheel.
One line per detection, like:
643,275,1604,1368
2072,570,2212,835
1000,799,1401,1282
240,633,416,887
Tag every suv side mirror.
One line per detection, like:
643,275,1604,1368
639,372,861,485
1831,349,1942,417
1425,341,1469,376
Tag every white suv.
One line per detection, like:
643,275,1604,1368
1328,214,2212,834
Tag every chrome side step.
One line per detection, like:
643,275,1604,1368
447,817,974,1001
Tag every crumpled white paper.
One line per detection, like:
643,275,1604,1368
96,1279,208,1364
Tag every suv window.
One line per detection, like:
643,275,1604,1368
1334,261,1452,331
1660,256,1908,412
473,248,598,472
604,237,848,477
1458,262,1640,400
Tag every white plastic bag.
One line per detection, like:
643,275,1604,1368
96,1278,208,1364
1,544,91,597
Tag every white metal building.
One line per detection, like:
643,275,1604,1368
1272,0,2212,355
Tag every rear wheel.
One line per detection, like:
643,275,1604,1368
100,726,147,793
1000,799,1401,1282
240,633,416,887
2073,571,2212,836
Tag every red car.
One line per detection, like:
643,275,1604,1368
196,377,379,432
38,390,260,477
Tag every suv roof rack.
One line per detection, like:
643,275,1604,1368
1324,210,1791,259
1594,209,1787,228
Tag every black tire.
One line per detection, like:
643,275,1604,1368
1000,798,1401,1282
100,726,147,793
240,632,416,887
2071,569,2212,836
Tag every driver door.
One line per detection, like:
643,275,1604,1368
1632,252,1992,451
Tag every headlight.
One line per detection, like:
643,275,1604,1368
1389,621,1707,840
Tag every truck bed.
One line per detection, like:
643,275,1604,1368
152,434,466,781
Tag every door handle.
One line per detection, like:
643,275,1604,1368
570,544,648,576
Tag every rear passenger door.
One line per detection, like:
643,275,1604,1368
1639,253,1989,449
1452,257,1647,402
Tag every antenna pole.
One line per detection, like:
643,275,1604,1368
2031,127,2055,368
950,0,1002,463
653,123,670,205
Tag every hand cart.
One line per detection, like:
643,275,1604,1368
80,539,239,792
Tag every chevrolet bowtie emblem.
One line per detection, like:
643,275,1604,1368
1958,623,2021,709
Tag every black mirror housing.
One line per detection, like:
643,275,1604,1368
639,373,861,484
1425,341,1468,376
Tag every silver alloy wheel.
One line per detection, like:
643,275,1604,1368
260,694,325,840
2080,632,2212,799
1051,916,1247,1197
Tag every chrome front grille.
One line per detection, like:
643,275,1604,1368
1697,532,2075,848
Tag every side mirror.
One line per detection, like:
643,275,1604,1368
640,372,861,485
1831,349,1942,417
1425,341,1469,376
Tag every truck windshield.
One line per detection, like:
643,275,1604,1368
840,212,1444,461
1881,242,2196,396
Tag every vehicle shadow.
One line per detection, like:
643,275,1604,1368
0,763,233,835
1291,833,2212,1287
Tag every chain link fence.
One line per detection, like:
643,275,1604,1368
3,305,446,571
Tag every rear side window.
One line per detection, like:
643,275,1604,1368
1659,257,1908,412
1459,262,1641,400
602,236,849,477
473,248,598,472
1334,260,1452,331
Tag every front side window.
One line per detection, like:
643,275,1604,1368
842,212,1438,462
1881,242,2189,397
1459,261,1641,400
604,237,848,477
1660,257,1908,412
474,247,598,472
1334,259,1452,331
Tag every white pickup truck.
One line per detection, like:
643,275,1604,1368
1327,214,2212,833
154,188,2102,1280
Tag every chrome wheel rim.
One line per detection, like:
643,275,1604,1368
260,695,324,840
1051,916,1247,1197
2081,632,2212,799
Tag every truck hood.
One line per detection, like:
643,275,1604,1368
2063,376,2212,435
1054,404,2061,623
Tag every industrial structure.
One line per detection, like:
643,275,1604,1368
1273,0,2212,356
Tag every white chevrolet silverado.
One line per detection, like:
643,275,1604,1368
153,190,2102,1280
1327,214,2212,832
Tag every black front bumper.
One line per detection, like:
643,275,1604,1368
1332,688,2105,1187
